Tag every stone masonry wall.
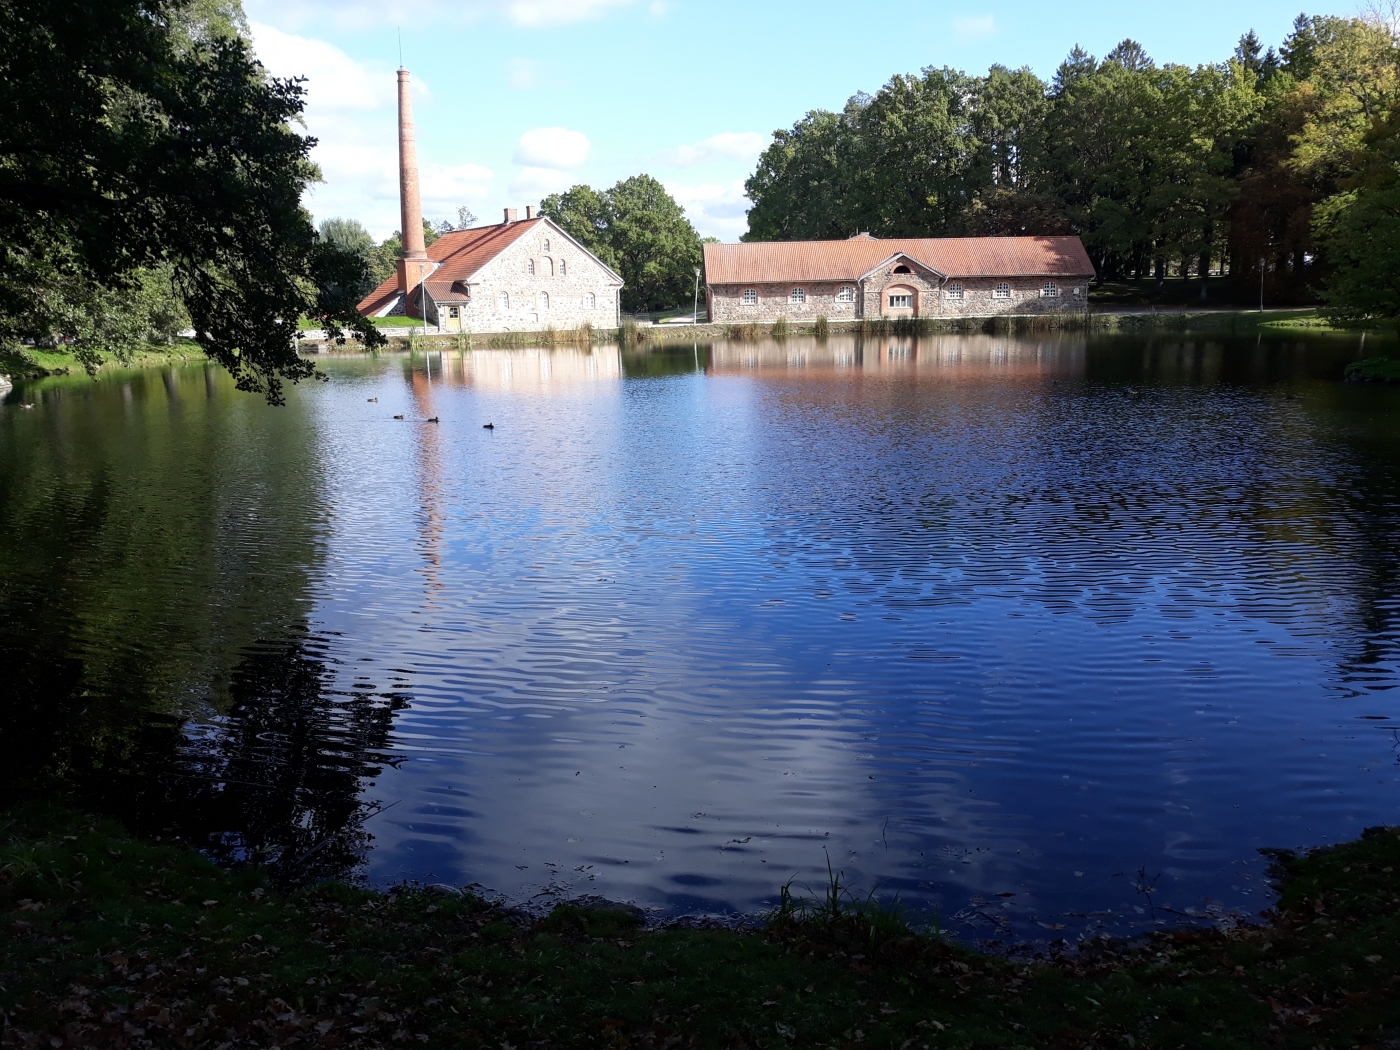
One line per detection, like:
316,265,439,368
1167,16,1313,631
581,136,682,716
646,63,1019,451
443,220,621,333
709,265,1091,322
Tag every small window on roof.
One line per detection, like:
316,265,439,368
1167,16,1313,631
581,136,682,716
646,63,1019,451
836,286,854,303
789,287,806,305
993,282,1012,299
946,282,964,299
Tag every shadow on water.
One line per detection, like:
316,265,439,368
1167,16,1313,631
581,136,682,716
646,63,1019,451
0,364,404,885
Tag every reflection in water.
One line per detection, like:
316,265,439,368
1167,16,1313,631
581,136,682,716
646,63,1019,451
2,334,1397,941
707,334,1084,379
170,629,404,884
0,365,398,883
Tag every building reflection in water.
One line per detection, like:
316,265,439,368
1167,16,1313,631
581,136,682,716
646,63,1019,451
706,334,1086,380
408,346,623,393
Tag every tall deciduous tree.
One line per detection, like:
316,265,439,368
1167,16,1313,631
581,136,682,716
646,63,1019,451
0,0,381,402
542,177,702,313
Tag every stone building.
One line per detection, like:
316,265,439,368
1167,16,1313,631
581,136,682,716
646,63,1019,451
703,234,1095,323
357,207,623,333
356,67,622,333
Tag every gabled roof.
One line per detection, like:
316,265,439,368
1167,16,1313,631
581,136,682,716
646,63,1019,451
703,235,1095,285
355,216,623,315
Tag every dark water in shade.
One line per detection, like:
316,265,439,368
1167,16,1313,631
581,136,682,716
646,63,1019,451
2,332,1399,944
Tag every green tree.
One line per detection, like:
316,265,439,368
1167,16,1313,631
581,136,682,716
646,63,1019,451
1317,105,1400,319
0,0,382,403
542,176,701,313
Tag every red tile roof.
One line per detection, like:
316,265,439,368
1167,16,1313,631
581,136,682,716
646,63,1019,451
357,218,546,315
703,235,1095,285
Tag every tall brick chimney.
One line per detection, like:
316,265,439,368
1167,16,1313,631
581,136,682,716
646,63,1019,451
503,208,518,224
525,205,535,219
396,68,430,316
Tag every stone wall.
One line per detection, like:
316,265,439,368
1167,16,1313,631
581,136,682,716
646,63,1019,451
709,264,1091,322
429,220,622,333
707,282,862,323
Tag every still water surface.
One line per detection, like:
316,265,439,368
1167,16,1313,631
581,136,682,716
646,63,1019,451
2,333,1398,943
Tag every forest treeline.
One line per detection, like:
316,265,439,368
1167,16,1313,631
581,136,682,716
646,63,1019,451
744,14,1400,315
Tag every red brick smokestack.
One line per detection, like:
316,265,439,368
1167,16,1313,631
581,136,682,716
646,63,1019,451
396,68,430,316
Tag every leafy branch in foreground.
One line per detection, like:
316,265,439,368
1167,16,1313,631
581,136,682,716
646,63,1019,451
0,0,384,403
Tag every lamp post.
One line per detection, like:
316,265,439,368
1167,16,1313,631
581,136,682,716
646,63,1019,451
1259,256,1266,313
692,267,701,325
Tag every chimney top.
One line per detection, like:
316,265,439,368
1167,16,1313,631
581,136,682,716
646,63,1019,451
503,207,518,224
525,205,535,219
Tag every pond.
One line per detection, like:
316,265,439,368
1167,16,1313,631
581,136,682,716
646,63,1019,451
2,331,1398,944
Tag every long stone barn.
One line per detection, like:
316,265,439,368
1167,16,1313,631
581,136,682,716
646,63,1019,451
702,234,1096,323
356,67,622,333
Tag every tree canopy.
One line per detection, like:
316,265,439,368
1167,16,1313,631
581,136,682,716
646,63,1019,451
542,176,702,313
743,13,1400,315
0,0,382,401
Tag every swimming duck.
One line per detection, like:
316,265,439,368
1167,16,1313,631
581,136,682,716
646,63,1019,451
367,397,378,403
393,414,404,420
483,422,495,430
427,417,440,423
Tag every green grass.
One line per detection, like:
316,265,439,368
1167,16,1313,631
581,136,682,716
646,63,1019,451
3,804,1399,1048
1345,356,1400,383
0,340,206,379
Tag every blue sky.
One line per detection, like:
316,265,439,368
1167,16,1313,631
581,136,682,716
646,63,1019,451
245,0,1360,242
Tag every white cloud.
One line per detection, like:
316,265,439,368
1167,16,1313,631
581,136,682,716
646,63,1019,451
509,166,580,199
251,22,490,240
665,179,751,241
952,14,995,40
660,131,768,168
512,127,592,170
246,0,635,31
506,0,634,27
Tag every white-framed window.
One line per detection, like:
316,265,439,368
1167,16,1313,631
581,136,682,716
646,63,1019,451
741,288,758,305
1041,281,1060,298
448,306,459,318
527,259,536,276
836,286,854,303
946,282,964,299
585,292,596,309
538,291,549,310
559,259,567,276
498,291,509,310
543,238,551,252
1072,286,1084,298
789,287,806,305
993,282,1012,299
888,293,913,309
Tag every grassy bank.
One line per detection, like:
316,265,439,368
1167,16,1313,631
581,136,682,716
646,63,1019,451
0,341,207,380
3,805,1398,1049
